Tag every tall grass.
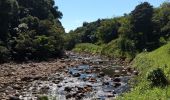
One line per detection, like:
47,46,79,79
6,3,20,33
118,43,170,100
73,43,102,54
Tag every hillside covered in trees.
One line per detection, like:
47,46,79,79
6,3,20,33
0,0,65,62
66,2,170,60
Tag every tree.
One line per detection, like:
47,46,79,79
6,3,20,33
17,0,62,20
152,2,170,45
131,2,154,50
0,0,19,41
96,19,119,43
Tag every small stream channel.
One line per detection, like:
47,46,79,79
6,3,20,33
19,52,137,100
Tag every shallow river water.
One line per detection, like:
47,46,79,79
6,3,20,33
19,52,136,100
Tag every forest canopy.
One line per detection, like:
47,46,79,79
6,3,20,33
0,0,65,62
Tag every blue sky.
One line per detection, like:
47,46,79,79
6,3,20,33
56,0,167,32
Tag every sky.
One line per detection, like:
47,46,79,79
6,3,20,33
56,0,168,33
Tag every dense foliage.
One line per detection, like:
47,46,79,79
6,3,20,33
0,0,64,62
66,2,170,59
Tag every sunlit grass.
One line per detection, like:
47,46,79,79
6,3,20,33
118,43,170,100
73,43,102,54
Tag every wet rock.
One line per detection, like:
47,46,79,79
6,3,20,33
73,73,81,77
114,74,120,78
66,94,72,99
95,68,101,72
126,67,132,73
75,93,84,100
112,90,116,94
64,87,72,92
64,70,68,73
107,93,115,97
85,70,92,74
103,82,110,85
113,78,121,82
81,61,88,65
72,92,77,97
133,70,139,75
8,96,20,100
39,86,50,94
69,71,72,75
99,72,105,77
12,84,21,90
122,69,127,75
52,80,60,84
21,76,33,82
86,84,92,87
33,76,42,80
29,63,37,67
114,69,120,73
56,77,63,81
77,87,83,91
84,86,92,92
114,83,121,88
88,78,96,83
21,76,43,82
57,85,62,88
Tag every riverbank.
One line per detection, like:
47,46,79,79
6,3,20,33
0,57,81,99
0,51,137,100
118,43,170,99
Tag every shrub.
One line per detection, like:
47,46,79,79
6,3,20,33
147,68,168,87
0,46,10,63
37,96,48,100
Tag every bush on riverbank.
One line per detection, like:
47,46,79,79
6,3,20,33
118,43,170,99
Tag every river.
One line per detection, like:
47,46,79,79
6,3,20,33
17,52,137,100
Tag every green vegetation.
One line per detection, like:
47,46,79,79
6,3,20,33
73,43,102,54
0,0,64,62
118,43,170,99
65,2,170,60
101,38,137,60
38,96,49,100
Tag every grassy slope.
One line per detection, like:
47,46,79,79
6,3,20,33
118,43,170,100
73,43,102,54
101,39,136,61
73,39,136,61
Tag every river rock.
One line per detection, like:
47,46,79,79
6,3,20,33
66,94,72,99
9,96,20,100
107,93,115,97
39,86,50,94
133,70,139,75
113,78,121,82
64,87,72,92
12,84,22,90
88,78,96,83
99,72,105,77
103,82,110,85
21,76,33,82
73,73,81,77
114,83,121,88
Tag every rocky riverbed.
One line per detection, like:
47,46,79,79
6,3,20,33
0,52,138,100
